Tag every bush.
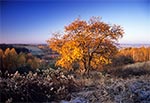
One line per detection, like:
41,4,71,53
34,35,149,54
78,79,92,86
111,55,134,66
0,69,79,102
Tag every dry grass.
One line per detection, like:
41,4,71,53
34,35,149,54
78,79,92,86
66,61,150,103
71,74,150,103
107,61,150,78
1,61,150,103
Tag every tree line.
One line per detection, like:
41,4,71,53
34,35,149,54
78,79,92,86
0,48,40,77
118,47,150,62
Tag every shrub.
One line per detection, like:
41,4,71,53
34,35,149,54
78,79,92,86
111,55,134,66
0,69,79,102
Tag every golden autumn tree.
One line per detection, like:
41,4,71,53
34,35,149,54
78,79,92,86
48,17,124,74
3,48,11,71
10,48,18,70
17,53,26,67
2,48,18,73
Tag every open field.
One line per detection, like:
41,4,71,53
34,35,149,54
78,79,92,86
1,60,150,103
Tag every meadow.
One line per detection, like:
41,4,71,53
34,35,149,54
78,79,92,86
0,44,150,103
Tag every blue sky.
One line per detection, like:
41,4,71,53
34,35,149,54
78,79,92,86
0,0,150,44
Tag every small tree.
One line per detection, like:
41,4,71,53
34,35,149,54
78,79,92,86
48,17,124,74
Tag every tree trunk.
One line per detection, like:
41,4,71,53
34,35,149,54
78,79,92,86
83,61,87,75
0,57,5,77
86,56,92,76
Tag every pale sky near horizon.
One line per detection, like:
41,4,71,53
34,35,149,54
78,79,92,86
1,0,150,44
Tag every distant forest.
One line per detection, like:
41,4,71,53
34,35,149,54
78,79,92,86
0,44,29,54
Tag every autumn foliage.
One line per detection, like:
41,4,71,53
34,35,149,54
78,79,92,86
119,47,150,62
0,48,40,77
48,17,124,74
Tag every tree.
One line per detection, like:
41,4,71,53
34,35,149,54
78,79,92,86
48,17,124,74
0,49,4,76
10,48,18,71
2,48,18,74
3,48,11,71
17,53,26,67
